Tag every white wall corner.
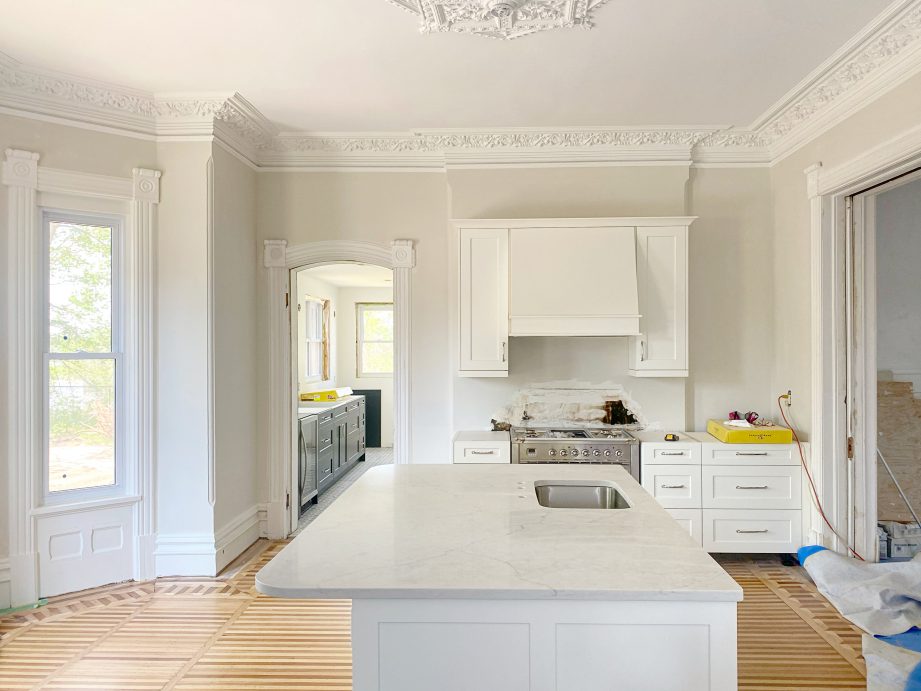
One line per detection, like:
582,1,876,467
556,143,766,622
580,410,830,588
132,168,161,203
154,534,219,578
2,149,40,187
264,239,288,268
391,239,416,268
214,504,261,574
0,558,11,610
257,503,269,538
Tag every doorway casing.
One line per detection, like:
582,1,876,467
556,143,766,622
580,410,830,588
808,123,921,560
262,239,415,539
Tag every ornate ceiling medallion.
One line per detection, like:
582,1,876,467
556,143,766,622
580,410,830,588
387,0,613,40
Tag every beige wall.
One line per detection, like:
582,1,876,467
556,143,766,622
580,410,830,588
211,145,259,532
256,172,451,464
769,70,921,438
155,141,215,542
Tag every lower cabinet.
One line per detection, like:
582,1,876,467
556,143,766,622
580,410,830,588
639,433,803,553
317,396,366,496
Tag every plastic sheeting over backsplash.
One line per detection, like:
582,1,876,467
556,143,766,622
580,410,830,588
491,380,651,429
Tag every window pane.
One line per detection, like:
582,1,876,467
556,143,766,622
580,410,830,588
361,342,393,375
48,359,115,492
362,306,393,342
307,341,321,378
48,221,113,353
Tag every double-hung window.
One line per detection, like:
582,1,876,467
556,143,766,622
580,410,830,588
357,303,394,377
303,296,329,382
43,211,123,499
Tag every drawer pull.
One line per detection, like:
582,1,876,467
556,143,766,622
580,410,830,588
735,484,769,490
469,450,497,455
660,451,686,456
661,484,686,489
735,452,768,456
735,529,769,534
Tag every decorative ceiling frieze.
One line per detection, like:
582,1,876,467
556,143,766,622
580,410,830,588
0,0,919,169
385,0,613,40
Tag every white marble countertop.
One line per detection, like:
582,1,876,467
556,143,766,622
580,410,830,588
297,394,363,415
256,464,742,602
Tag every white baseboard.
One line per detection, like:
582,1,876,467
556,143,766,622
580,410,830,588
154,534,221,577
154,505,260,577
257,503,269,538
136,533,157,581
215,505,260,573
8,552,38,607
0,557,10,610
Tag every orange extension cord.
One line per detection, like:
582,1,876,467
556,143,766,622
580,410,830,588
776,395,865,561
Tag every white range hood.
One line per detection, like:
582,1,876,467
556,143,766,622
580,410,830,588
508,223,640,337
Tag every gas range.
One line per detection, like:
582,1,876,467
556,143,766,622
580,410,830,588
510,426,640,480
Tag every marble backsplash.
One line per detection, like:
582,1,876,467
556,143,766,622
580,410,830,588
491,380,650,429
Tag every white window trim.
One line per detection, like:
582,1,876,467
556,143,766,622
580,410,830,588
302,296,326,383
2,150,160,605
41,209,126,505
356,302,394,378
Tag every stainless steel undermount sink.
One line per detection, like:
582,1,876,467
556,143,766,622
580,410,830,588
534,480,630,509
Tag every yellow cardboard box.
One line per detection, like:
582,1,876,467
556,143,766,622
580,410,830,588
706,419,793,444
300,387,353,402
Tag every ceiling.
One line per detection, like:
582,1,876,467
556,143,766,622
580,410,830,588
0,0,892,132
300,264,394,289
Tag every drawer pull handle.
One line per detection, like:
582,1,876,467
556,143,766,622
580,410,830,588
735,452,768,456
660,451,686,456
736,529,769,534
661,484,686,489
470,450,497,455
735,485,769,490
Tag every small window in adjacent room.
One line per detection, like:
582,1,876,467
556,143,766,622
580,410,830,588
357,303,394,377
303,296,330,381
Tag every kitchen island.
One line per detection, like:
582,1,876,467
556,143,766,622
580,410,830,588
256,464,742,691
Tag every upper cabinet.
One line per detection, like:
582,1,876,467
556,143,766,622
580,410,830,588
627,224,690,377
454,218,694,378
458,227,509,377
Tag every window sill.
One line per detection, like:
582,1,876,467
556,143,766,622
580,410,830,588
32,494,142,518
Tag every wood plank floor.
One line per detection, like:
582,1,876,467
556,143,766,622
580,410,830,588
1,543,866,690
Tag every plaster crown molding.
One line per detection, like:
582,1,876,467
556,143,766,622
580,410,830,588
2,149,40,188
385,0,614,40
753,0,921,158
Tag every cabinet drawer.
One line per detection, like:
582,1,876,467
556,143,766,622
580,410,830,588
702,466,801,510
701,443,796,466
317,422,335,450
703,509,802,553
316,410,334,425
641,443,700,465
453,441,510,464
666,509,702,545
641,464,701,509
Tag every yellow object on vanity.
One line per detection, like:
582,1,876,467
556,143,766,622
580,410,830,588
706,419,793,444
300,387,353,402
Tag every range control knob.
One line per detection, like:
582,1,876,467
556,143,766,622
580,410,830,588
570,449,579,458
593,449,601,457
548,449,556,457
581,449,589,457
614,449,623,458
559,449,567,457
604,450,612,457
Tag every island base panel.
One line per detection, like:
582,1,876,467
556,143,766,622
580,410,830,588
352,598,737,691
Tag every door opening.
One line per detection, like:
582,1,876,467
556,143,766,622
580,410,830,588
846,168,921,562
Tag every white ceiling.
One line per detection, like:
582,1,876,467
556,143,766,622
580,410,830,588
300,264,394,289
0,0,892,131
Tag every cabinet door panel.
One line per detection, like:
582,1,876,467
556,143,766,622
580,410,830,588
459,228,509,374
629,226,688,376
